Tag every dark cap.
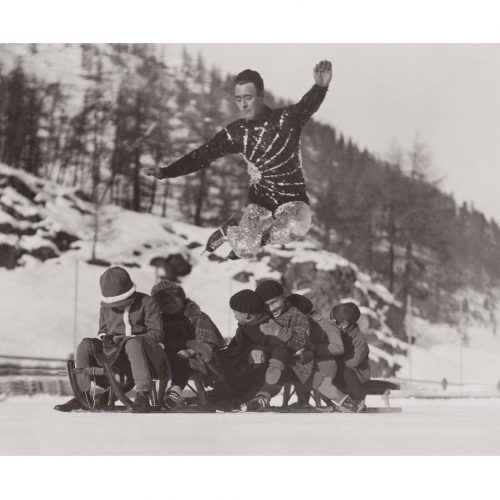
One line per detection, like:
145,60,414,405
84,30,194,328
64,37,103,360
230,289,266,314
255,280,284,301
330,302,361,326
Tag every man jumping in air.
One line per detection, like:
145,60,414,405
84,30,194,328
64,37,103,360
144,60,332,260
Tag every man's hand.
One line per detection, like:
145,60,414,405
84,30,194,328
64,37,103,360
313,60,332,88
142,166,165,179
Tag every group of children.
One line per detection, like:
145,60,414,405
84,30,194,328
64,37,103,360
54,266,371,413
226,281,370,412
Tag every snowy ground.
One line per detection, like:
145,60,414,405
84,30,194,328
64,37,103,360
2,395,500,455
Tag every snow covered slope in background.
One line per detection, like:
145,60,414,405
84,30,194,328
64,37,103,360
1,164,500,385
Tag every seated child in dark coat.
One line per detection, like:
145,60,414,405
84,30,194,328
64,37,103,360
228,289,290,387
151,279,225,408
54,266,166,412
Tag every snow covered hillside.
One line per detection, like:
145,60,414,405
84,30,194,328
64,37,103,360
2,164,500,385
0,44,169,114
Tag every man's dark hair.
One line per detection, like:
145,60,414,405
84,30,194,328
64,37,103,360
234,69,264,95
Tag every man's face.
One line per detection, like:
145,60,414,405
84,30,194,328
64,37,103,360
265,296,285,318
234,82,264,120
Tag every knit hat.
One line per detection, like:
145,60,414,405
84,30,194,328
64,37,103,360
230,289,265,314
99,266,137,308
330,302,361,326
255,280,284,301
151,279,186,300
287,294,313,315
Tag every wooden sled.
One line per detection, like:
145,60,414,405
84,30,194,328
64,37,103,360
66,358,217,413
262,405,402,414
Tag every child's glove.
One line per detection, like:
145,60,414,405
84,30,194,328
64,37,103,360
101,334,126,345
248,349,266,364
260,321,292,343
260,321,281,336
185,340,214,363
102,334,125,361
176,349,197,360
101,334,114,348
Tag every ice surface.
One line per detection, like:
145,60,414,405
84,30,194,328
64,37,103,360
1,395,500,455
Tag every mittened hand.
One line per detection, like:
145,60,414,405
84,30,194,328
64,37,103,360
176,349,197,360
101,334,114,348
260,321,281,337
112,334,126,344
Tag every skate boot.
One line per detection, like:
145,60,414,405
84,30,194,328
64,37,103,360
238,394,268,412
53,390,112,412
54,397,84,412
164,389,183,410
133,391,151,412
205,218,238,253
261,230,271,247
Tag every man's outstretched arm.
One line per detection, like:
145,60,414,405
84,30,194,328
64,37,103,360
291,60,333,126
143,126,239,180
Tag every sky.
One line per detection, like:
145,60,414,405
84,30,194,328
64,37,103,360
165,44,500,223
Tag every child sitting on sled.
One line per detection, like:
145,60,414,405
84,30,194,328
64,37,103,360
287,293,344,404
54,266,167,412
228,290,290,394
330,302,371,410
151,279,226,409
240,281,362,412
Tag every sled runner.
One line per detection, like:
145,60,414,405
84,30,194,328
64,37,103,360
281,379,401,410
259,405,402,414
66,359,402,414
66,358,219,413
66,359,166,412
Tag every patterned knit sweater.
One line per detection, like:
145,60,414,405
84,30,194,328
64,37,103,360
159,84,328,212
272,304,310,353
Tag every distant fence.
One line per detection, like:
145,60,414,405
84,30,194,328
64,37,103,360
0,354,72,399
391,376,500,399
3,354,500,402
